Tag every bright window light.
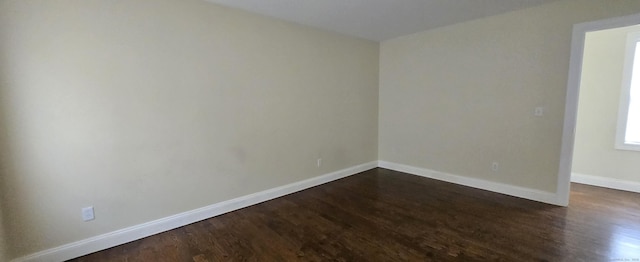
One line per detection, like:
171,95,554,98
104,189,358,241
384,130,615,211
625,42,640,145
616,33,640,151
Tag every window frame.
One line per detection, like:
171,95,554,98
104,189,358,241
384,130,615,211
615,31,640,151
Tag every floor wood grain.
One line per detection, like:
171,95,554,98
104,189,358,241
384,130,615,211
68,168,640,261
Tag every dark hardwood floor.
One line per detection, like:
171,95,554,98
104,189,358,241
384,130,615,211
69,168,640,261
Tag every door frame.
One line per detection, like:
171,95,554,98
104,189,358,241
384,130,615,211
557,12,640,206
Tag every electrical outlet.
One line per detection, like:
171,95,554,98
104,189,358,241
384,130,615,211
317,158,322,167
82,206,95,222
491,162,499,171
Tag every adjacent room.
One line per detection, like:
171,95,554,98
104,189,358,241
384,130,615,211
1,0,640,261
572,24,640,193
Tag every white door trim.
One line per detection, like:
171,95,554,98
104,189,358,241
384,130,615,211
559,12,640,206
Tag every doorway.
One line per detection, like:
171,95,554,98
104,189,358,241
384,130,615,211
558,13,640,206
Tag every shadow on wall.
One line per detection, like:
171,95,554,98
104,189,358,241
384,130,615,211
0,16,27,258
0,205,6,261
0,52,12,260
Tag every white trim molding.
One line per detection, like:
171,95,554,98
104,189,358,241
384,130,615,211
12,161,378,262
14,160,599,262
378,161,561,206
572,173,640,194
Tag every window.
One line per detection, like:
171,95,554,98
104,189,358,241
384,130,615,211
616,32,640,151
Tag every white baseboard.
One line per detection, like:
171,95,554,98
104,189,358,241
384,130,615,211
571,172,640,194
378,161,561,206
12,161,378,262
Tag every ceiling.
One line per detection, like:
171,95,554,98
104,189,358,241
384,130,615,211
204,0,560,41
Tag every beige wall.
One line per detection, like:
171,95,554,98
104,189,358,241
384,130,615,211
0,205,6,262
572,25,640,183
379,0,640,192
0,108,5,262
1,103,9,261
0,0,379,259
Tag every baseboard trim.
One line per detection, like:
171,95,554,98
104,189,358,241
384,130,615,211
571,173,640,194
12,161,378,262
378,161,561,206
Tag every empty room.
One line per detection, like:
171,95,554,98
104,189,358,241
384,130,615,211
1,0,640,261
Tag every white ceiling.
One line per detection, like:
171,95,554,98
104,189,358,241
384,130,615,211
204,0,559,41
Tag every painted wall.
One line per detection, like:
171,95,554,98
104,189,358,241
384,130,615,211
572,25,640,183
0,0,379,259
0,205,6,262
0,103,8,262
379,0,640,193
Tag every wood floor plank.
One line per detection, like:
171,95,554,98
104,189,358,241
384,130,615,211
68,168,640,261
